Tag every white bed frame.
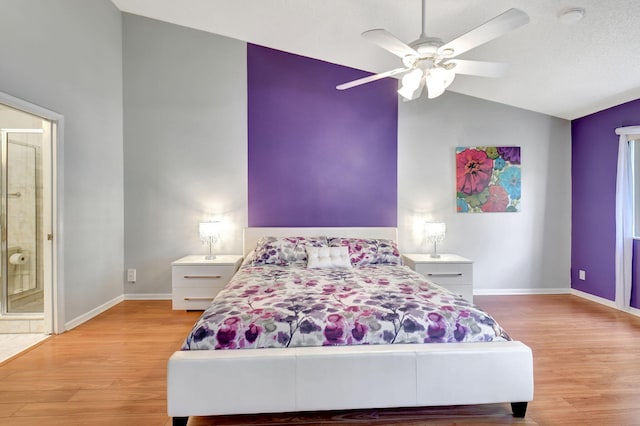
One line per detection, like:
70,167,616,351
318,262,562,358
167,228,533,425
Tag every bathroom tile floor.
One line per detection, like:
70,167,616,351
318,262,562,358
0,333,48,364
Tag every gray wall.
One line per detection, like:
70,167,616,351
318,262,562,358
398,92,571,293
0,0,124,323
123,14,247,295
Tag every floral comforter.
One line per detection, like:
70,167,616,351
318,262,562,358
182,263,510,350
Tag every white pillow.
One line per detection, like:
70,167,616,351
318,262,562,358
306,246,352,269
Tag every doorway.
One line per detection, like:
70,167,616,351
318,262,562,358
0,100,57,337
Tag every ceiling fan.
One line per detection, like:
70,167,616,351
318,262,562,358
336,1,529,100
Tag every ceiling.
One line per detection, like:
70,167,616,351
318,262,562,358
110,0,640,120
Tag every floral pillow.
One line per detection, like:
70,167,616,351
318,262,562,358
328,237,402,266
252,236,328,266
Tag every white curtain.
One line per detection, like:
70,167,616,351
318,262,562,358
615,126,640,308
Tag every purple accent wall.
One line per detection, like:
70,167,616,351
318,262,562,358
571,98,640,308
247,44,398,227
633,240,640,308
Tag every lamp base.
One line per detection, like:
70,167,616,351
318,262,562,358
204,254,216,260
429,253,441,258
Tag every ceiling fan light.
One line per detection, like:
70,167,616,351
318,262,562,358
431,67,456,87
401,68,424,91
398,76,425,101
398,68,426,100
425,79,446,99
398,85,416,100
426,67,456,99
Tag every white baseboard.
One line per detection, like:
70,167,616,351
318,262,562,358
63,293,173,331
570,288,617,308
64,294,125,331
571,288,640,318
124,293,171,300
474,287,571,296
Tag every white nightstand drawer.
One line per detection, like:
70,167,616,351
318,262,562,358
172,265,235,288
415,263,473,286
403,253,474,303
172,287,219,310
434,284,473,302
171,255,243,310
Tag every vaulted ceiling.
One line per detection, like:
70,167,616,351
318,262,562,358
111,0,640,120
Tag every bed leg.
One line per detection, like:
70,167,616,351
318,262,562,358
172,416,188,426
511,401,528,417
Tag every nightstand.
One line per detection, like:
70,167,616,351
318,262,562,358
402,253,474,302
171,255,243,310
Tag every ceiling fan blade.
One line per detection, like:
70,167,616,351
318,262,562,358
438,8,529,58
362,29,419,58
445,59,508,77
336,67,408,90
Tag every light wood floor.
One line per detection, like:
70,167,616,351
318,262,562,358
1,295,640,425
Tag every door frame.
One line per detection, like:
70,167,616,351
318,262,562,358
0,91,64,334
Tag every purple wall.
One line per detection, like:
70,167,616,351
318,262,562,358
247,44,398,227
571,98,640,307
633,240,640,308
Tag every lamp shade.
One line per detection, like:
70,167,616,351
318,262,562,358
424,222,446,243
199,221,220,240
199,221,221,260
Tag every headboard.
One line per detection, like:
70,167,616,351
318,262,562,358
243,227,398,257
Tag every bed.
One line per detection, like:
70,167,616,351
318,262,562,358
167,227,533,425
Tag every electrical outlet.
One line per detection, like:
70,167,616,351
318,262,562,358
579,270,586,281
127,269,136,283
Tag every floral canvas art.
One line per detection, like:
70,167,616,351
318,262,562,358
456,146,521,213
